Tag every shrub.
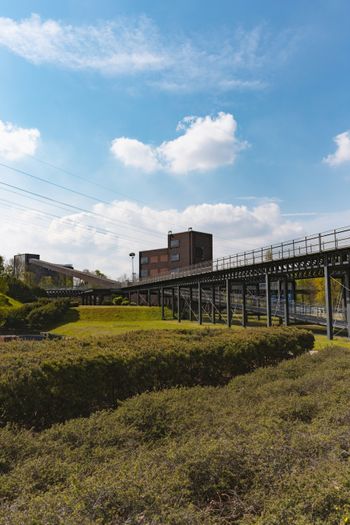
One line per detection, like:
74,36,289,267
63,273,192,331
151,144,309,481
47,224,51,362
1,299,70,332
1,346,350,524
0,327,313,429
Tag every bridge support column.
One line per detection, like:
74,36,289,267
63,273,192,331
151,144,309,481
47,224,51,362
161,288,165,320
226,278,231,328
283,278,289,326
189,286,193,321
265,274,272,327
324,265,333,340
212,285,216,324
242,282,247,327
198,282,202,325
177,286,181,322
290,280,297,316
147,289,151,306
171,288,175,318
344,272,350,339
256,283,260,320
136,291,140,306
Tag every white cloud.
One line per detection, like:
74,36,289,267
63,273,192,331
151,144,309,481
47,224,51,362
0,14,165,74
110,138,160,172
0,199,304,278
0,14,296,92
111,113,248,174
323,131,350,167
0,119,40,160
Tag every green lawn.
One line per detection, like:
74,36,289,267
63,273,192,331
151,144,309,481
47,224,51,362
50,305,225,336
50,305,350,350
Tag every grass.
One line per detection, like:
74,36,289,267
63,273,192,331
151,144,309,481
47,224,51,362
51,306,350,352
51,305,226,336
0,293,22,309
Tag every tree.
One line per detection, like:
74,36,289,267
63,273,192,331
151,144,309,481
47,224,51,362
94,269,107,279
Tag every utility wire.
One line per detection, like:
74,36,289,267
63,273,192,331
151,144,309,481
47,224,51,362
24,155,240,245
0,194,157,245
0,198,122,241
27,153,151,206
0,179,163,242
0,162,164,240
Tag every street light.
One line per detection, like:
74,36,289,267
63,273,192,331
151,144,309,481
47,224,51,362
129,252,136,282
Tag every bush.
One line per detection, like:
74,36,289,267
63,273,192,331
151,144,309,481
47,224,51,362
112,295,129,305
1,345,350,524
1,299,70,332
0,327,313,429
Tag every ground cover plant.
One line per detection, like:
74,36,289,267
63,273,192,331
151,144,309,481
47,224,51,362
0,327,313,428
1,345,350,524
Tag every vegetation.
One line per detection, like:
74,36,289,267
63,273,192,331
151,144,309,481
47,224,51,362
0,298,71,332
49,305,209,336
1,345,350,524
0,327,313,429
297,276,342,306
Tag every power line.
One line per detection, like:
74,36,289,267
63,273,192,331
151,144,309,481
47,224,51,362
0,198,122,241
27,153,151,206
25,155,238,245
0,194,157,245
0,179,163,243
0,162,164,240
0,158,246,248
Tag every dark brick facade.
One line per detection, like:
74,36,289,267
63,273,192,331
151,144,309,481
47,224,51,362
139,230,213,279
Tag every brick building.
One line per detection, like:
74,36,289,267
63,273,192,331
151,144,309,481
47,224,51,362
139,229,213,279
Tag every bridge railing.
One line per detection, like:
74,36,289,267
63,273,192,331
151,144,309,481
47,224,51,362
126,225,350,287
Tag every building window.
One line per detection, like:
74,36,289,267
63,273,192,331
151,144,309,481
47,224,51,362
171,268,180,273
170,253,180,262
140,256,149,264
170,239,180,248
140,269,148,278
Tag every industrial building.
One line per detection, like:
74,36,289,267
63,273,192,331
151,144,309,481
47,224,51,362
139,229,213,279
13,254,74,288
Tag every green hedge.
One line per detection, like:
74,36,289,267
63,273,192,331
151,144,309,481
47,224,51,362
1,345,350,524
0,327,314,429
0,299,70,331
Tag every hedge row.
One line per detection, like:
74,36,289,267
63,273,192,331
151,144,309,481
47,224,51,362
1,346,349,524
0,299,70,331
0,327,314,429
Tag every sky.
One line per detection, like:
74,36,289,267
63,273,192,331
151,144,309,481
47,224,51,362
1,0,350,278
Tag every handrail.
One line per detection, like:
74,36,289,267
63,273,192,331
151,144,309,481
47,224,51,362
122,224,350,287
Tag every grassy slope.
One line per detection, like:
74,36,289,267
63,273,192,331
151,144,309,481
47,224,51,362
0,293,22,309
1,345,350,524
50,305,350,352
51,305,224,336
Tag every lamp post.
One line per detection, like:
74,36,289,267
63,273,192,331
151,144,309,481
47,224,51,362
129,252,136,282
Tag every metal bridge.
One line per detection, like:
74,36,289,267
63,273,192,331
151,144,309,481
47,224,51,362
121,225,350,340
32,225,350,339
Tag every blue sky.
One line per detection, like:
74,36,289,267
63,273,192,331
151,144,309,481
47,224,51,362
1,0,350,277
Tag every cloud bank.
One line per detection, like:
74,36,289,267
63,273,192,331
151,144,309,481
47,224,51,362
323,131,350,166
0,199,303,278
111,113,248,174
0,119,40,160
